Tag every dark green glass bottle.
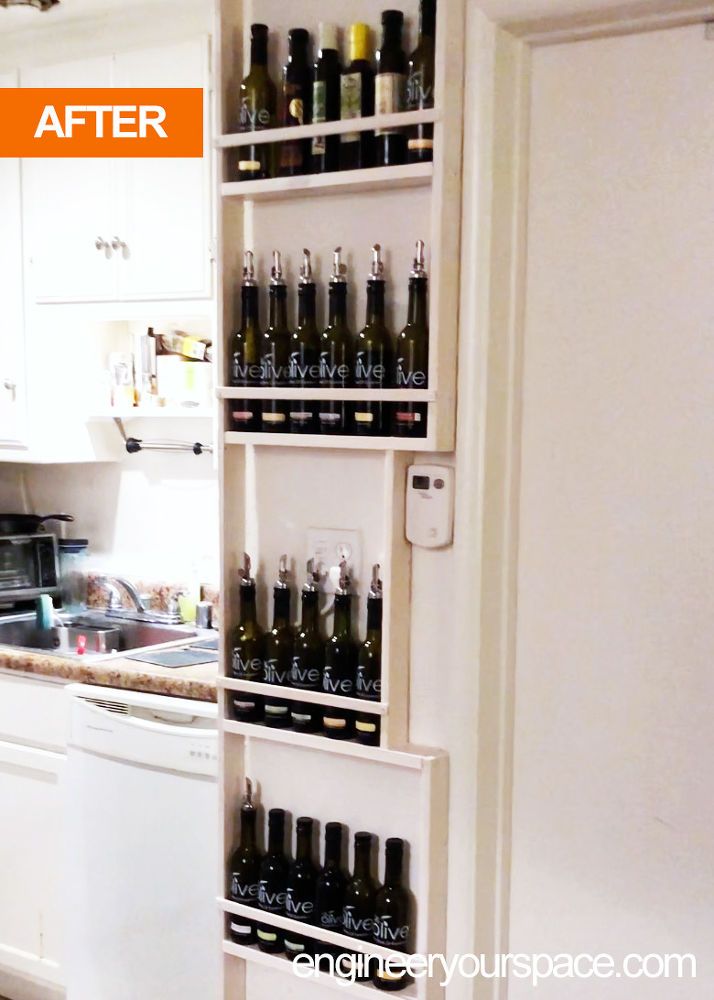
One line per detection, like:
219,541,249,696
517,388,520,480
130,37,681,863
340,23,375,171
343,831,378,982
290,560,324,733
374,10,407,167
229,554,264,723
257,808,289,953
407,0,436,163
372,838,411,991
279,28,312,177
355,564,383,746
288,249,321,434
229,251,262,432
354,244,394,436
238,24,277,181
393,239,429,438
227,778,262,945
315,822,347,939
260,250,290,433
311,23,341,173
319,247,354,435
284,816,318,960
263,556,293,729
322,560,357,739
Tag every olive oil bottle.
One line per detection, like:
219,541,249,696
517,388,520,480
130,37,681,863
311,23,341,173
322,560,357,739
354,244,394,436
343,831,378,981
393,239,429,437
290,560,324,732
372,839,411,991
257,808,289,953
355,564,383,746
284,816,318,960
340,22,375,171
263,556,293,729
238,24,277,181
319,247,354,435
279,28,312,177
407,0,436,163
227,778,262,945
288,249,321,434
229,554,264,723
374,10,407,167
260,250,290,433
229,251,262,432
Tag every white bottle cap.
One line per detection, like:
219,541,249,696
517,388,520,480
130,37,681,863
319,22,338,52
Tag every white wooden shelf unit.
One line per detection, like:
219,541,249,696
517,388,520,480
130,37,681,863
215,1,465,998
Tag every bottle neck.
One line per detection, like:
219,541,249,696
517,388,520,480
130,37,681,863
353,843,371,878
333,593,352,636
240,808,257,850
273,587,290,627
269,285,288,330
296,827,313,862
324,835,341,866
241,285,260,327
384,849,404,885
288,41,309,66
381,23,402,51
328,284,347,326
407,277,428,327
268,823,284,853
420,0,436,38
366,596,383,634
240,584,258,624
301,590,319,630
366,281,386,325
250,37,268,68
298,285,317,327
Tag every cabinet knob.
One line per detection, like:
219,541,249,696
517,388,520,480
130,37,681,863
111,237,129,259
95,237,113,259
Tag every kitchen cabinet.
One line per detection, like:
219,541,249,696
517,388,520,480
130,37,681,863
22,37,211,305
0,71,28,450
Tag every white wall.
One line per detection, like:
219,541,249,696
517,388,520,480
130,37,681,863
509,23,714,998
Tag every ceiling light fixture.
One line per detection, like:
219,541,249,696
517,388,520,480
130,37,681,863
0,0,60,11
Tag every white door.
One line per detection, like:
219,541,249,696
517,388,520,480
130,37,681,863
22,57,117,303
113,38,212,301
0,71,28,447
0,740,64,989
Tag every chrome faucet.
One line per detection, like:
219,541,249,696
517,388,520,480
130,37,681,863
97,575,184,625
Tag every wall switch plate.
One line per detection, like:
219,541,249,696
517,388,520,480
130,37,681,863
306,528,362,593
406,464,455,548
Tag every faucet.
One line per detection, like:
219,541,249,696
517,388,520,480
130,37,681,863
96,575,184,625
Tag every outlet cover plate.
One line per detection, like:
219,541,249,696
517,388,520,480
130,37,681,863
306,528,362,594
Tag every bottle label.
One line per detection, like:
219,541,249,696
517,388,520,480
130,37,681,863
286,892,314,922
230,921,252,936
230,875,259,902
373,916,410,947
257,928,277,943
259,884,287,912
312,80,327,156
396,359,427,387
323,672,353,695
319,411,342,427
394,410,423,425
263,657,290,685
354,411,374,424
260,352,288,386
340,72,362,143
375,73,406,135
355,352,386,386
406,69,434,110
261,411,287,426
290,654,321,689
319,909,342,930
343,906,374,939
289,352,321,384
232,650,263,680
408,136,434,152
238,159,262,173
232,358,264,385
320,352,351,384
239,99,271,132
356,673,381,698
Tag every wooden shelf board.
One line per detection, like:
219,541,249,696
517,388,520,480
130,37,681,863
88,407,213,421
217,109,439,148
218,387,435,402
224,432,430,452
222,163,432,202
223,720,443,771
219,677,387,715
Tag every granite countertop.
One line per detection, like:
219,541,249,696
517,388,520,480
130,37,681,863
0,646,218,702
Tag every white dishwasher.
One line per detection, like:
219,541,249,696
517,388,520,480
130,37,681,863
64,683,220,1000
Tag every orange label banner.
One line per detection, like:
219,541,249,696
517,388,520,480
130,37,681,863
0,88,204,157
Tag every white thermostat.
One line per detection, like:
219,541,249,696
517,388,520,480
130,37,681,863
405,464,454,548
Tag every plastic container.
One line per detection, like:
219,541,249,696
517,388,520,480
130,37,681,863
58,539,89,614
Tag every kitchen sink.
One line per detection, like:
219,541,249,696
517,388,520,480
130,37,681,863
0,611,197,659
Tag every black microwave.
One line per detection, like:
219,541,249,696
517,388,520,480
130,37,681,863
0,533,60,604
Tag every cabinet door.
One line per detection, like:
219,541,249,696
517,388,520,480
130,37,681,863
0,72,27,447
0,741,64,988
22,57,117,303
113,38,212,300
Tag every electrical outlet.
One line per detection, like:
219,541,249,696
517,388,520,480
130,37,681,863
306,528,362,594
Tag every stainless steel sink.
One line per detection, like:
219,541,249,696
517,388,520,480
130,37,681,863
0,611,197,659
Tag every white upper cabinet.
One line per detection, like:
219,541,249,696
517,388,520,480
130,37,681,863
22,37,211,304
0,71,28,449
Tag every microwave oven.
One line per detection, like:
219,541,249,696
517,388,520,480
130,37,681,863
0,533,60,606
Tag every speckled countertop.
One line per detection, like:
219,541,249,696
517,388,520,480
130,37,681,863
0,646,218,702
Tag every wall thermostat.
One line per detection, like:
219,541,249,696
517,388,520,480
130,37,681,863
405,464,454,548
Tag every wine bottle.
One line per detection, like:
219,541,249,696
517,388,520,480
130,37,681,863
315,822,347,940
374,10,407,167
279,28,312,177
322,559,357,739
355,564,383,746
263,555,293,729
393,239,428,438
284,816,318,960
318,247,354,435
260,250,290,433
406,0,436,163
288,249,321,434
342,831,378,982
229,251,262,432
290,559,324,733
229,553,264,723
238,24,277,181
257,808,289,953
340,22,375,171
372,839,411,991
227,777,262,945
354,244,394,436
311,23,341,173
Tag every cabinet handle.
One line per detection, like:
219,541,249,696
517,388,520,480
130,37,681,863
95,237,113,259
111,236,129,259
